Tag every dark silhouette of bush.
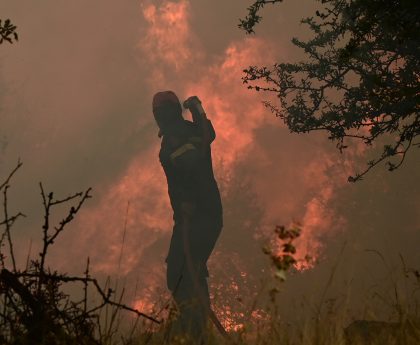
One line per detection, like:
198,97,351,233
0,160,159,345
240,0,420,182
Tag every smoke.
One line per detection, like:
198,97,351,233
2,0,418,329
38,0,359,323
141,0,201,72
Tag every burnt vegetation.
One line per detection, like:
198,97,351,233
1,160,418,344
0,161,159,345
0,3,419,344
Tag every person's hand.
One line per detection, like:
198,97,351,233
183,96,201,109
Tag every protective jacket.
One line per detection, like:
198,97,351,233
159,119,222,225
159,118,223,290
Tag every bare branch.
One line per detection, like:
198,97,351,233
0,161,24,273
38,184,92,275
9,270,161,324
0,159,22,191
2,186,17,272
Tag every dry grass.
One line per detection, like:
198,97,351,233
1,162,419,344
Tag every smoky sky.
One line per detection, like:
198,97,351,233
0,0,419,325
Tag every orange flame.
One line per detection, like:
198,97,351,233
50,0,367,330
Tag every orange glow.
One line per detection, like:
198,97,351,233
71,147,171,276
52,0,367,329
140,0,201,73
184,37,278,184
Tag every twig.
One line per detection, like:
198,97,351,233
316,241,347,321
38,183,92,275
25,238,32,271
0,269,41,316
118,201,130,273
0,160,24,273
0,159,22,191
2,185,17,272
84,257,90,314
13,271,161,324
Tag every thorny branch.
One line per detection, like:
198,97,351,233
6,270,161,324
38,183,92,276
0,160,25,272
0,159,22,191
0,162,160,344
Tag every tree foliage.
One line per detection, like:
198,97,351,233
0,19,18,44
240,0,420,181
239,0,284,34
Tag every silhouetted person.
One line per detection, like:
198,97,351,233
152,91,223,343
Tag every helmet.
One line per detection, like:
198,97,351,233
153,90,181,109
152,91,183,137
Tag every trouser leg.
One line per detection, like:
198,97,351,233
169,261,210,341
166,219,222,341
179,265,210,335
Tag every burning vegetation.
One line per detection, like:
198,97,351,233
1,1,419,344
1,161,419,344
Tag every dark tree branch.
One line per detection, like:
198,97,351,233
242,0,420,181
38,183,92,276
2,186,16,272
9,270,161,324
0,159,22,191
0,163,161,343
0,160,23,273
238,0,284,34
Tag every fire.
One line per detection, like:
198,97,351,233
141,0,197,71
49,0,367,330
183,37,278,183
